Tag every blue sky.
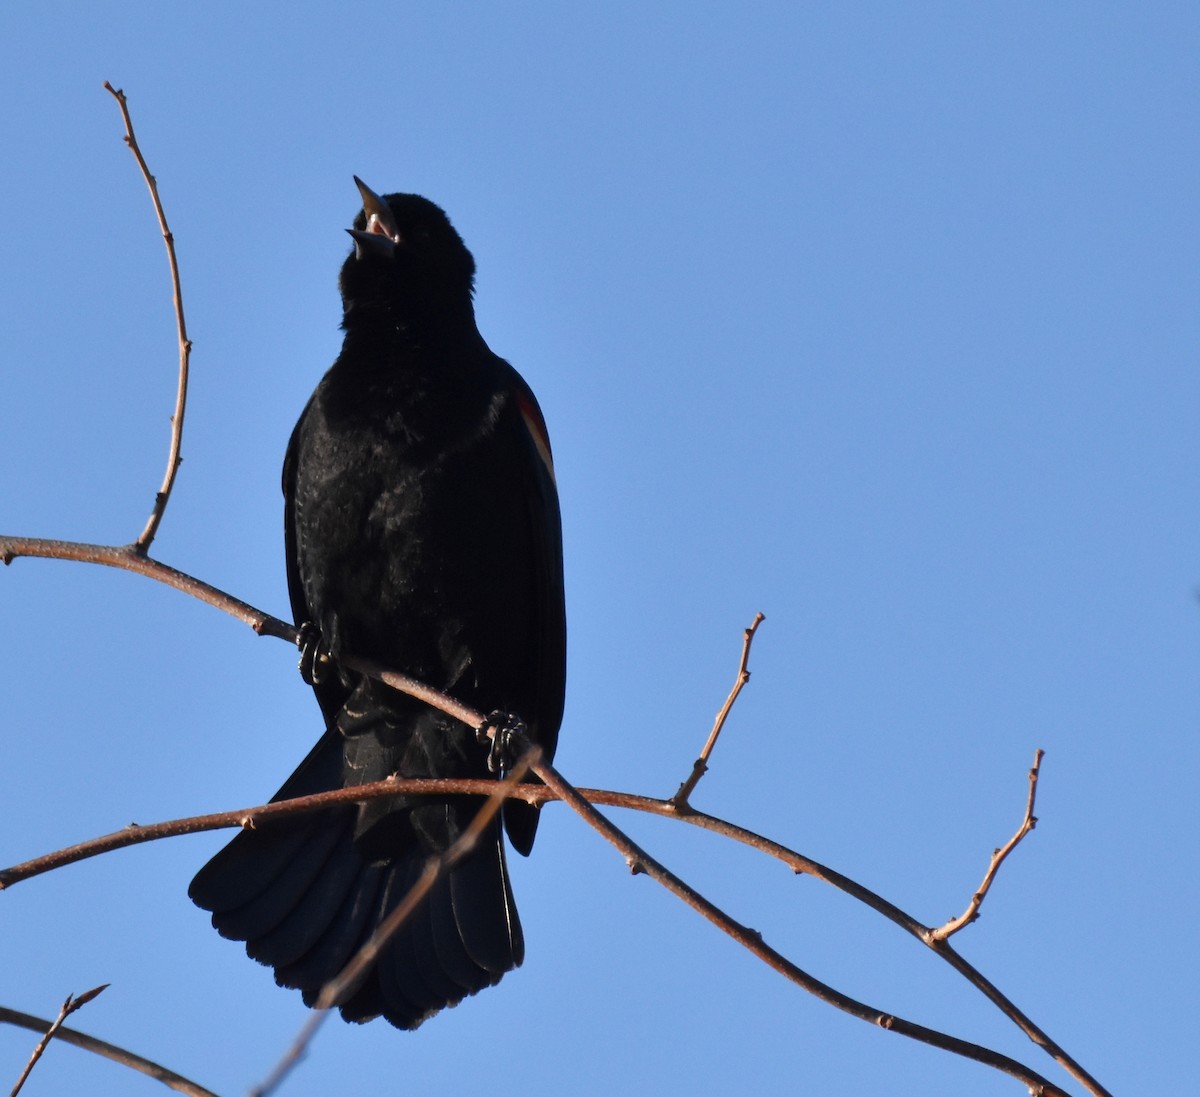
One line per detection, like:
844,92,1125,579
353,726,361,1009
1,4,1196,1095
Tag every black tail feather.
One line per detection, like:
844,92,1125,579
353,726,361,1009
450,834,525,974
376,861,446,1026
278,859,385,993
190,730,524,1029
204,817,345,949
428,868,497,993
247,815,361,968
408,874,479,1004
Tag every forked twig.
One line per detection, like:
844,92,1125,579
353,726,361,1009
102,82,192,554
0,1003,217,1097
671,612,764,809
525,747,1073,1097
929,749,1045,942
9,985,108,1097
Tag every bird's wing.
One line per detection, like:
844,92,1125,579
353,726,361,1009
500,363,567,855
283,393,352,728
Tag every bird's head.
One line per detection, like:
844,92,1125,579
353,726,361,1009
339,177,477,326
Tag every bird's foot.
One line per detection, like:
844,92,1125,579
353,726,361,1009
475,710,529,774
296,622,332,685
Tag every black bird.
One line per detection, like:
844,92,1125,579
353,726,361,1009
189,179,566,1029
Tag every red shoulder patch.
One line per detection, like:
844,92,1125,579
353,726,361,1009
516,389,555,483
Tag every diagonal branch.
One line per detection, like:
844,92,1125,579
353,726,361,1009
657,785,1109,1097
671,611,764,809
525,746,1075,1097
102,82,192,554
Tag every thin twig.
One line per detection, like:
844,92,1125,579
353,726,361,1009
339,653,481,729
102,82,192,554
249,750,539,1097
0,1004,217,1097
671,612,764,809
930,749,1045,942
249,1012,324,1097
10,985,108,1097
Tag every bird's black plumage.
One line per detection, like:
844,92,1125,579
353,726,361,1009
189,180,566,1029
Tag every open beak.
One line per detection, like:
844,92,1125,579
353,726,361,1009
347,176,401,259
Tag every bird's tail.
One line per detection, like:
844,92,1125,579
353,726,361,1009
188,728,524,1029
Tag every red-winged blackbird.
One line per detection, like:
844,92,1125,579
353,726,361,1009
190,179,566,1030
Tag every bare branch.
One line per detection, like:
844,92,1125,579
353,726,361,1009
339,653,481,730
0,1003,218,1097
0,775,538,890
525,746,1075,1097
9,985,108,1096
658,789,1110,1097
0,759,1108,1096
102,82,192,554
0,538,294,642
249,1012,324,1097
930,749,1045,942
671,611,765,809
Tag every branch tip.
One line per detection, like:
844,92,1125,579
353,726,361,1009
69,985,110,1011
931,749,1047,943
670,612,765,808
10,983,111,1096
103,81,192,553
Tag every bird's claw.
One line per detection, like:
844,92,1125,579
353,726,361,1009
475,709,528,774
297,622,331,685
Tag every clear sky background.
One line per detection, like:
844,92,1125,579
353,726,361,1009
1,5,1196,1096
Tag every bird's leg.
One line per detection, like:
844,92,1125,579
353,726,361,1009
475,710,528,774
296,622,332,685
